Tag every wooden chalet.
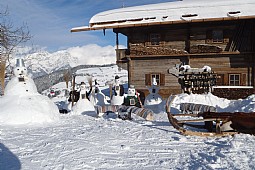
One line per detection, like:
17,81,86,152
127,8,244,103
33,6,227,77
71,0,255,99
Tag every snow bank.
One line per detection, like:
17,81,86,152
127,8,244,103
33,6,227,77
220,94,255,112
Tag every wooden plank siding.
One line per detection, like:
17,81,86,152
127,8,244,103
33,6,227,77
114,19,255,98
129,58,183,97
189,55,251,86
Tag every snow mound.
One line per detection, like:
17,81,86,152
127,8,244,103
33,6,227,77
172,92,230,107
0,76,60,125
0,94,59,125
219,94,255,112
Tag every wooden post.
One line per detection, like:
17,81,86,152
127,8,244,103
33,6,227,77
0,58,6,95
71,74,76,107
185,23,191,53
109,84,112,99
116,33,119,50
252,54,255,87
215,119,222,134
127,57,131,88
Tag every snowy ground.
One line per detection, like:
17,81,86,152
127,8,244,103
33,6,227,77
1,65,255,170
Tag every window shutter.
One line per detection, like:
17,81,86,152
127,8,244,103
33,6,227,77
160,74,165,86
241,74,247,86
217,74,224,85
145,74,151,86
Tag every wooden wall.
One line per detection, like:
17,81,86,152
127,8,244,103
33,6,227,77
129,57,183,98
189,55,251,86
113,19,255,98
119,20,239,55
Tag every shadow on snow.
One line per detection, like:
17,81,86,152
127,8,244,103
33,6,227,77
0,143,21,170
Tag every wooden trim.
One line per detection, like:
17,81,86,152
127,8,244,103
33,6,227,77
71,16,255,32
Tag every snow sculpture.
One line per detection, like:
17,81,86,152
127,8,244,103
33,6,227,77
144,78,162,106
67,83,80,110
71,81,97,117
89,80,109,106
123,85,142,108
13,58,27,77
111,75,124,105
0,58,60,125
5,58,37,95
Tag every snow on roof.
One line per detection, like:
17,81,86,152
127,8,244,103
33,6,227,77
71,0,255,32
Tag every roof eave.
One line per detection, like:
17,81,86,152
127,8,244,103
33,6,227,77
71,15,255,32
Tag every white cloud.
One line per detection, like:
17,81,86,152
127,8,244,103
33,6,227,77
67,44,125,65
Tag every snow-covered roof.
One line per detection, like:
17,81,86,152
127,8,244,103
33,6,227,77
71,0,255,32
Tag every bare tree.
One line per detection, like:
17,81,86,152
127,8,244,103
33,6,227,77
0,7,32,94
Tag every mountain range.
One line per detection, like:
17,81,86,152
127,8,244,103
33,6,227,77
14,44,118,77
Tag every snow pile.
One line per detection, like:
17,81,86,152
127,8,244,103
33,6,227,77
171,92,255,113
172,92,228,108
220,94,255,113
0,76,59,125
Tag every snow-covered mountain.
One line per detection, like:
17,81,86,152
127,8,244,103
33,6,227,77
14,44,119,77
25,50,76,77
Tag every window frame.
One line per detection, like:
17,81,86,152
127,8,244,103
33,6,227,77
145,73,165,86
151,73,161,85
229,74,240,86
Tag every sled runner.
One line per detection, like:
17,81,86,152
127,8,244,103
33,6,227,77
165,95,255,137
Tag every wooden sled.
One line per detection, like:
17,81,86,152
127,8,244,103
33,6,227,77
166,95,240,137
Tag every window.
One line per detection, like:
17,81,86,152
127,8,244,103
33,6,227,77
212,30,223,43
150,34,160,45
229,74,240,86
151,74,160,85
145,73,165,86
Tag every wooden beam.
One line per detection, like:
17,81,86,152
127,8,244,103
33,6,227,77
129,51,242,59
116,33,119,50
178,118,217,123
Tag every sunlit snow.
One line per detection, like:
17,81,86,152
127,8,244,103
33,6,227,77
1,65,255,169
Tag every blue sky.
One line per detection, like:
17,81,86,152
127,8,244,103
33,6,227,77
1,0,173,52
